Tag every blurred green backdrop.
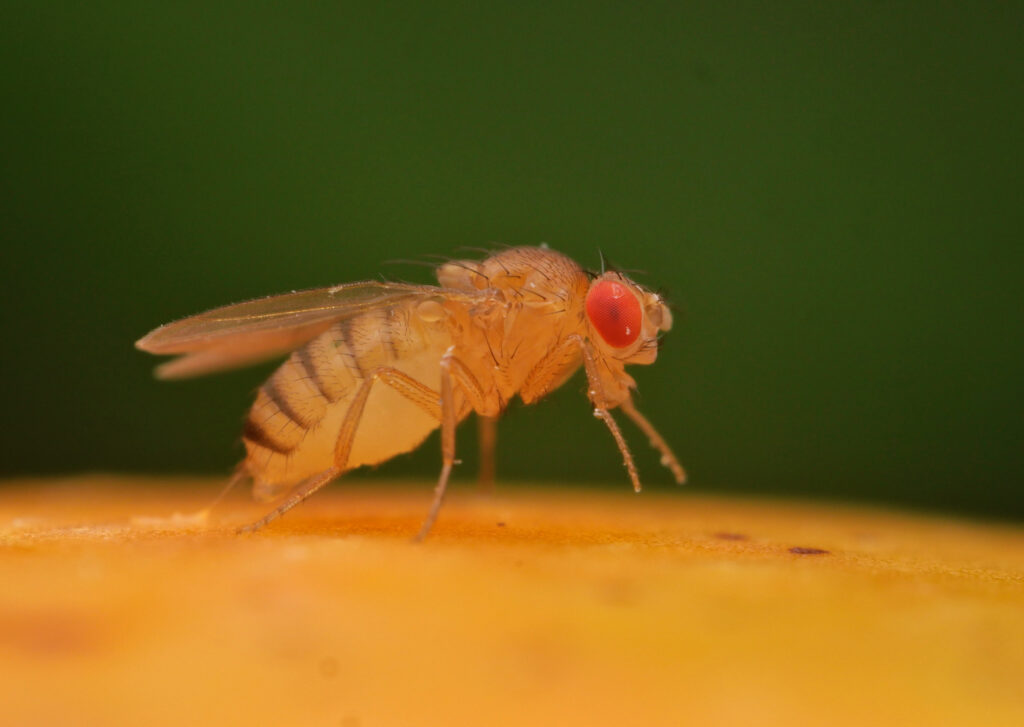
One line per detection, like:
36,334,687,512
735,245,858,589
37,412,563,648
2,2,1021,518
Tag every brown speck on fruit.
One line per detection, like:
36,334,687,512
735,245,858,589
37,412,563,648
319,657,339,677
790,547,829,555
714,532,748,541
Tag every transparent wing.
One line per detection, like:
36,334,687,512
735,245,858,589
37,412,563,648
136,281,470,379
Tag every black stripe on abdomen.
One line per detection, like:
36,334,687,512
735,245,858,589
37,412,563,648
335,319,366,378
295,345,336,403
242,416,294,454
262,377,315,428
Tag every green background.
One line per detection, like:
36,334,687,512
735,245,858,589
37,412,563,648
3,2,1021,519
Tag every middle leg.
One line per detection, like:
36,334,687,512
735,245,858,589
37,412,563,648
567,334,643,492
618,397,686,484
414,347,460,541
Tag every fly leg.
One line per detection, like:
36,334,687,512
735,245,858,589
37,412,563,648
414,349,489,541
567,334,643,492
413,349,457,542
521,333,644,491
237,467,341,534
238,367,450,534
618,397,686,484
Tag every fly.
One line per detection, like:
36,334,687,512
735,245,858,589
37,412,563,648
136,246,685,539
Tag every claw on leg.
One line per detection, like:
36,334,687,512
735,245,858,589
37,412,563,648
618,397,686,484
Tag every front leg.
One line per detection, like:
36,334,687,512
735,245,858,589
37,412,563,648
565,335,644,492
618,397,686,484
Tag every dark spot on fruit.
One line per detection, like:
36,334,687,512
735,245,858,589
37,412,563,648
714,532,748,541
319,657,339,677
0,609,102,656
789,547,829,555
599,577,639,607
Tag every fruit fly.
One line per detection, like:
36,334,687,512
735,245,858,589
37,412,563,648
137,246,685,539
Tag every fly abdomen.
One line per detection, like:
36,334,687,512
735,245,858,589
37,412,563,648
242,378,315,456
241,303,445,483
242,414,294,454
242,338,349,455
335,309,391,375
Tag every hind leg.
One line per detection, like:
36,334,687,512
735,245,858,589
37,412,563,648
237,467,341,533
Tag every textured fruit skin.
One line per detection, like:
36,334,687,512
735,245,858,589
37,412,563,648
4,478,1024,727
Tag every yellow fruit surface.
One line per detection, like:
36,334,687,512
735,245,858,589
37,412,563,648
1,476,1022,726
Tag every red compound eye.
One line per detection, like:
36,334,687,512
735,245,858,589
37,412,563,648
585,279,642,348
